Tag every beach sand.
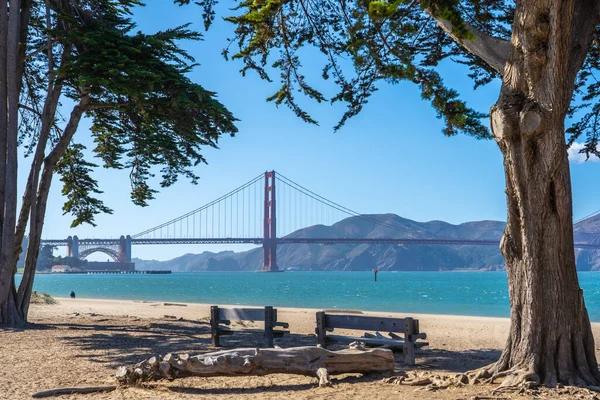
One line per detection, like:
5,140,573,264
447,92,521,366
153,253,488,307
2,298,599,399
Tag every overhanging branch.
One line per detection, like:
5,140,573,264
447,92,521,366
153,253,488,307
18,103,42,117
87,102,132,110
427,10,509,76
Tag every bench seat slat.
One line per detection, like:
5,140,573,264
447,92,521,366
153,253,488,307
324,314,416,333
325,335,428,348
218,327,288,337
327,334,404,345
218,308,267,322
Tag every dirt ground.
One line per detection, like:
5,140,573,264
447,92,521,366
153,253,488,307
2,299,600,400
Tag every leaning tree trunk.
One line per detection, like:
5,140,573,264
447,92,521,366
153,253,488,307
16,95,88,319
476,1,600,388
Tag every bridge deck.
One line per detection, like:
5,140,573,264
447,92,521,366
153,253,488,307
40,237,600,249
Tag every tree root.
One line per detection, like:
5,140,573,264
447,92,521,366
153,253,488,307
466,362,540,389
382,371,463,391
384,361,600,399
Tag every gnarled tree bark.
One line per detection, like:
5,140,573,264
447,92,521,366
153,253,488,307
0,0,25,327
0,279,23,326
472,0,600,388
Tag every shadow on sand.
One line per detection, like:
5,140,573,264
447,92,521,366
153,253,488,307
36,317,501,392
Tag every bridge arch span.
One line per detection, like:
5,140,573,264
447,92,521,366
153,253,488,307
79,247,123,263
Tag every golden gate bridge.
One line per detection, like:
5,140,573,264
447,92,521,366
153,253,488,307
40,171,600,271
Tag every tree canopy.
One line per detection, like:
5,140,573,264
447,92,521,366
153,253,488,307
0,0,238,326
215,0,598,161
23,0,238,224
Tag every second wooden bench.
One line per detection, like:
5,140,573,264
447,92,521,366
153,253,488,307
315,312,428,365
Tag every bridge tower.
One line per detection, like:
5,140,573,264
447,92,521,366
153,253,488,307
119,235,132,263
262,170,278,271
67,235,79,259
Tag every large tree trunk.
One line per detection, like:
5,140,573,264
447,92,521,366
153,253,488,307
476,1,600,388
485,107,600,387
0,0,7,236
0,0,22,327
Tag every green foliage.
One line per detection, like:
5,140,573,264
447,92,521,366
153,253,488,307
223,0,506,136
567,28,600,160
422,0,476,40
36,245,58,271
21,1,238,226
369,1,409,19
56,144,112,227
36,245,86,270
174,0,219,30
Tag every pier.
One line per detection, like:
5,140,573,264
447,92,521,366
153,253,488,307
56,270,172,275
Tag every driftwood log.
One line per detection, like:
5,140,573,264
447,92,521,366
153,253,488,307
116,345,394,387
32,386,117,398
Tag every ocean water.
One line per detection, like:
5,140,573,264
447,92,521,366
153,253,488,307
22,271,600,322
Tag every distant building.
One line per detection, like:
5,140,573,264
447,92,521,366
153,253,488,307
51,265,71,273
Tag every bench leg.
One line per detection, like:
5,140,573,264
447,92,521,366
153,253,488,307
210,306,220,347
404,317,415,365
405,340,415,365
316,312,327,348
264,306,274,348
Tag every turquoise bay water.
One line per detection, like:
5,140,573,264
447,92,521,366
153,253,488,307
24,271,600,321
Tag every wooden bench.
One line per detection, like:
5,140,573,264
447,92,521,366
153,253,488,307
210,306,289,348
315,312,428,365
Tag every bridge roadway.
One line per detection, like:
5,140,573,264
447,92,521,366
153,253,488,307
40,237,600,249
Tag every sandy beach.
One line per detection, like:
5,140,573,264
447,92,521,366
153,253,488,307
3,298,600,399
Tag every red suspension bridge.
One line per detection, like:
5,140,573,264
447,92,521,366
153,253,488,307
41,171,600,271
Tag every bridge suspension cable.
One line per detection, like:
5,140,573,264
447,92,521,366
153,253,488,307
134,170,443,241
132,173,264,239
276,173,431,238
574,209,600,225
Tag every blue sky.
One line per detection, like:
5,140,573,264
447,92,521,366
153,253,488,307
32,2,600,261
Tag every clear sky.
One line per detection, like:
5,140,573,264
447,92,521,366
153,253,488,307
32,2,600,261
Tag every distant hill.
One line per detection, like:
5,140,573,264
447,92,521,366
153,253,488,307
133,213,600,272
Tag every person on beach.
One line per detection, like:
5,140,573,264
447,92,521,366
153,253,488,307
70,291,76,299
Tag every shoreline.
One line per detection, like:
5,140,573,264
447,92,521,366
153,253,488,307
52,296,513,322
27,269,600,273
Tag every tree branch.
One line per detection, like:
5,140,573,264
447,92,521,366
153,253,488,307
426,10,509,76
87,101,132,110
45,94,89,165
18,103,42,117
567,0,600,87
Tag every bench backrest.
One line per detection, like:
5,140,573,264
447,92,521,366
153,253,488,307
215,306,277,323
321,313,419,333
